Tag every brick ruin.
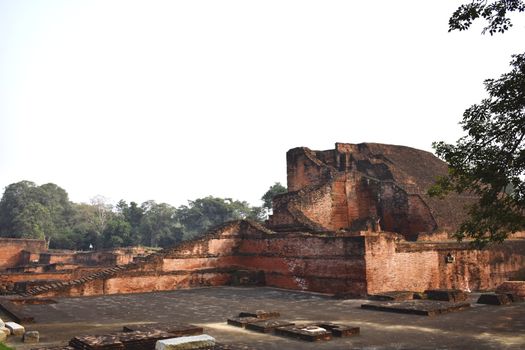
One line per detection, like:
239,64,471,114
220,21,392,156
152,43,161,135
0,240,153,294
2,142,525,298
269,142,475,239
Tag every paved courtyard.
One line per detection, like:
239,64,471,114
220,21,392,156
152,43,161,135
2,286,525,350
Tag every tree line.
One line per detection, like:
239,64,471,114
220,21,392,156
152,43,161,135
0,180,286,250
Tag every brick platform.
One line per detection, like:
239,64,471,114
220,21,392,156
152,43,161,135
361,300,471,316
274,325,332,342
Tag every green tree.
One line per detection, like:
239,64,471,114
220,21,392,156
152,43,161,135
449,0,524,35
116,200,144,244
0,181,72,241
102,216,132,248
177,196,261,240
140,201,182,247
430,2,525,245
261,182,287,213
68,203,100,250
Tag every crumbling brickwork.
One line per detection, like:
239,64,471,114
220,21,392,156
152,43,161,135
269,143,474,239
0,238,46,271
8,143,525,298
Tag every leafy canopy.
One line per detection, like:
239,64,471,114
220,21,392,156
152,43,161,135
431,0,525,245
449,0,525,35
261,182,287,212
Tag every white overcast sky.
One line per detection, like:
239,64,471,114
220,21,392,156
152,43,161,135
1,1,524,207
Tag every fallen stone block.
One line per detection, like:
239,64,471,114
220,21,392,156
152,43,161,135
245,320,295,333
275,325,332,341
361,300,470,316
477,293,512,305
425,289,468,302
314,323,360,337
69,334,124,350
24,330,40,343
5,321,25,336
227,317,260,328
119,330,175,349
155,335,215,350
0,329,6,343
238,310,280,319
122,322,203,337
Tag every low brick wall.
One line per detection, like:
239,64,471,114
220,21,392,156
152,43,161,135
0,238,46,271
365,234,525,294
20,221,525,298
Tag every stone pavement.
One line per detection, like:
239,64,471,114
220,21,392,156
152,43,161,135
2,286,525,350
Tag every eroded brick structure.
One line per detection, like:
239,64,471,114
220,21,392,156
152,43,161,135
0,238,46,271
13,143,525,298
269,143,474,239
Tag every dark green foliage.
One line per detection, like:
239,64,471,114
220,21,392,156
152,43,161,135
0,181,72,240
177,196,262,240
431,53,525,246
139,201,182,246
449,0,525,35
261,182,287,212
0,181,266,249
431,1,525,246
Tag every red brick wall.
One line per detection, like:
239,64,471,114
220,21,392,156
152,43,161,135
39,252,76,265
26,222,525,298
0,238,46,270
33,223,368,297
364,233,525,294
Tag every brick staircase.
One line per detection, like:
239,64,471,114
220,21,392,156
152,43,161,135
19,265,128,297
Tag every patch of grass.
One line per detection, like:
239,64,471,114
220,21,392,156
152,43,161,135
0,343,14,350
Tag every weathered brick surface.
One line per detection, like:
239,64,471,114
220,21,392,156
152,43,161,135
0,238,46,271
269,143,476,239
13,143,525,298
365,234,525,294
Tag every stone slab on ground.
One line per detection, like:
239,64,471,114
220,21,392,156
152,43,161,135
0,329,6,342
118,330,176,350
361,300,471,316
496,281,525,298
5,321,25,336
424,289,468,302
274,325,332,342
69,334,124,350
368,291,415,301
237,311,280,320
24,330,40,343
477,293,512,305
245,320,295,333
226,317,260,328
155,335,215,350
122,323,203,337
313,323,360,337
